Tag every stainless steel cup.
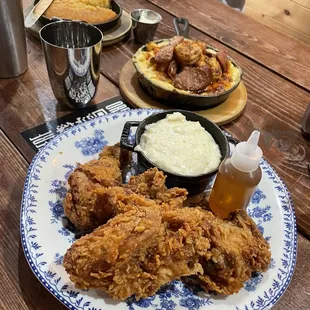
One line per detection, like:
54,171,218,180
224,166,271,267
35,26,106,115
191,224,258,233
40,21,103,109
131,9,162,44
0,0,28,78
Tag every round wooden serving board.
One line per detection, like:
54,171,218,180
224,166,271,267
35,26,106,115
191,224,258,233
119,60,247,125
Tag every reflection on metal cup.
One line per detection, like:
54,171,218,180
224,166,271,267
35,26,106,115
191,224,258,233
40,21,103,109
131,9,162,44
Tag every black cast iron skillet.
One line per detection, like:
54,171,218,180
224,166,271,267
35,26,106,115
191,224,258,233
120,110,230,196
132,17,243,110
34,0,122,31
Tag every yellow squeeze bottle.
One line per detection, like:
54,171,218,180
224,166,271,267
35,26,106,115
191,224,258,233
209,131,263,218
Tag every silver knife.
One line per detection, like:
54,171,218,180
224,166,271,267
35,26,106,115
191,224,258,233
25,0,54,28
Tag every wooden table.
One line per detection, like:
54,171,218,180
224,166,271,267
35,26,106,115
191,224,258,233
0,0,309,309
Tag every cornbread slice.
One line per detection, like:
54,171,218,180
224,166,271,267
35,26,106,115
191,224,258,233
45,0,117,24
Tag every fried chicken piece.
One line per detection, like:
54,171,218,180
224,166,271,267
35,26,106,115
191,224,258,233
126,168,188,208
92,186,158,217
198,210,271,295
65,157,185,231
63,205,270,300
63,144,131,231
91,184,184,220
63,206,211,300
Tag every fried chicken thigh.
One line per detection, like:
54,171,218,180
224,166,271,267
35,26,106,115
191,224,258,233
197,211,271,295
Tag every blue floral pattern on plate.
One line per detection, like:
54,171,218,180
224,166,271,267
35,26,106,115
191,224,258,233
126,281,213,310
75,129,108,156
54,253,64,266
20,109,297,310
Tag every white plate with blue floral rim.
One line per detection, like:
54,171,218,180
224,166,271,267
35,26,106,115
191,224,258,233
21,109,297,310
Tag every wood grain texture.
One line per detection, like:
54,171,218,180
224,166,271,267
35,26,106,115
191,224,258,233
245,6,310,45
0,32,119,163
148,0,310,91
22,0,32,8
246,0,310,34
292,0,310,7
0,130,66,310
99,0,310,237
245,0,310,44
0,128,309,309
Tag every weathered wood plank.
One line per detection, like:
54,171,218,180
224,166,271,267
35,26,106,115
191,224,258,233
0,130,67,310
245,0,310,44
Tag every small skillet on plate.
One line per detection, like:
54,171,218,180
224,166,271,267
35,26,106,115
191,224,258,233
33,0,122,31
132,18,243,110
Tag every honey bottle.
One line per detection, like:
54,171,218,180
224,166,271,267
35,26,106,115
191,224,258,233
209,130,263,218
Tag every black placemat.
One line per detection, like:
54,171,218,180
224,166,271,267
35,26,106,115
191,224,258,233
21,96,131,152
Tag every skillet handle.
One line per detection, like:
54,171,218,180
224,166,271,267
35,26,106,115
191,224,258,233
224,132,239,156
226,135,239,146
120,121,140,151
173,17,189,38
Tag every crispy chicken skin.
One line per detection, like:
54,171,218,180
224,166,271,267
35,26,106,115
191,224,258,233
126,168,188,208
63,144,130,231
64,206,270,300
198,211,271,295
63,206,211,300
86,183,186,224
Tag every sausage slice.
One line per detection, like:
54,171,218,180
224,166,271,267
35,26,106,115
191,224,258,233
198,64,213,83
167,59,178,79
173,67,211,91
155,45,174,64
216,51,229,72
170,36,184,47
